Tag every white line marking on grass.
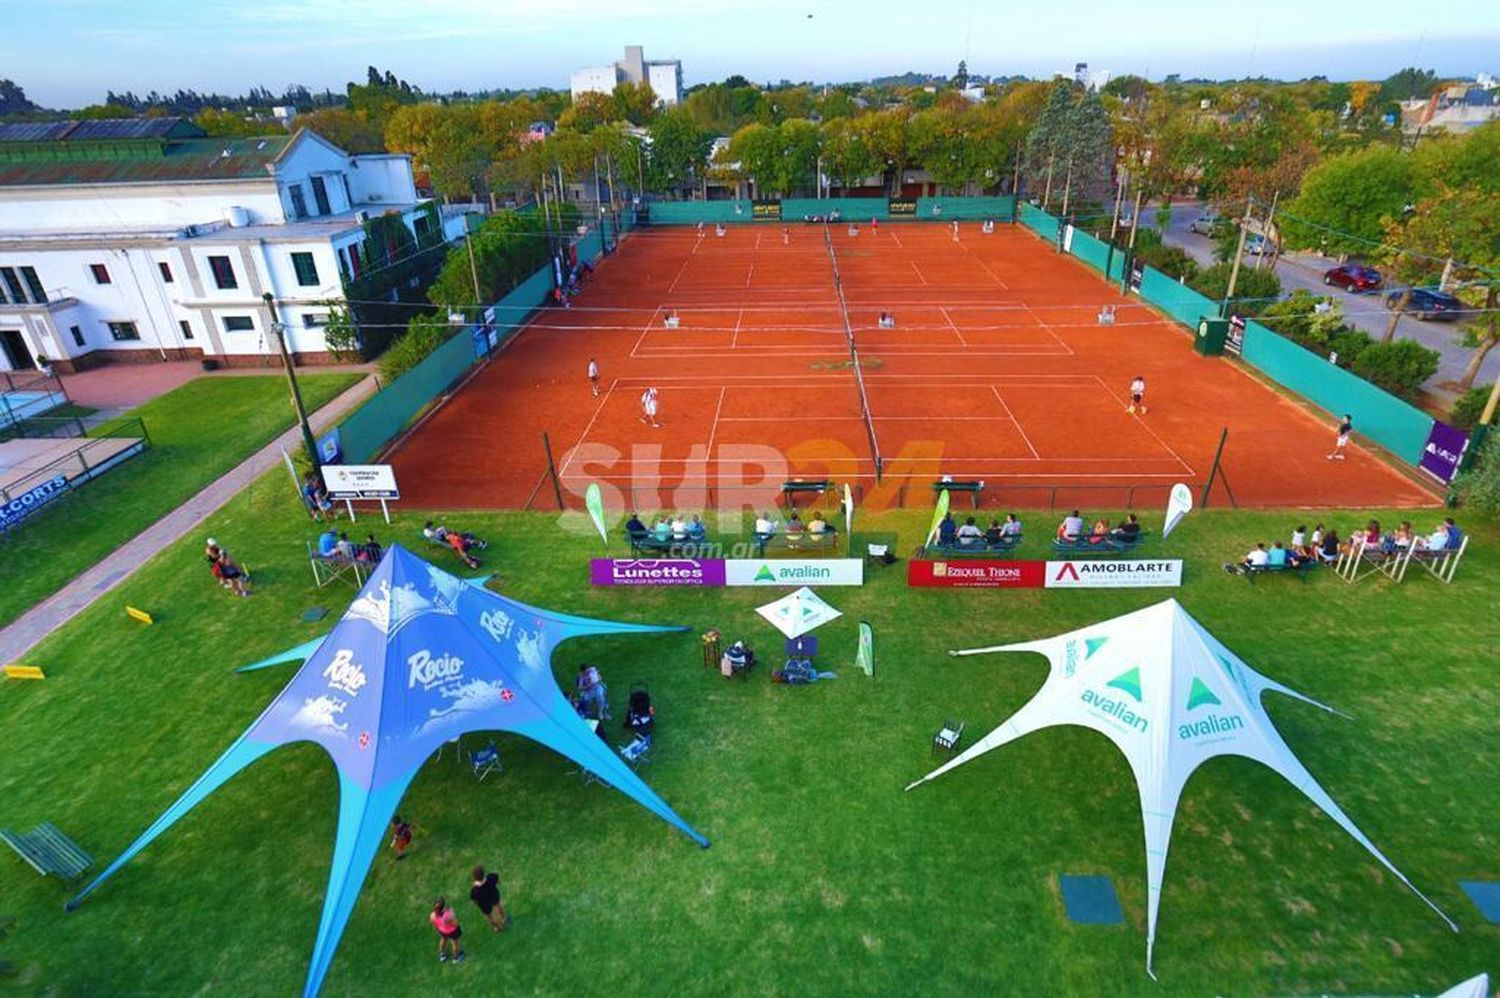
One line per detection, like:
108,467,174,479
990,385,1040,458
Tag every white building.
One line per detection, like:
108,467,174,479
570,45,683,106
0,117,467,373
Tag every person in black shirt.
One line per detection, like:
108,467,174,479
1111,513,1141,542
470,864,510,932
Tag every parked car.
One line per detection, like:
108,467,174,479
1188,210,1219,235
1323,263,1384,293
1243,233,1269,255
1386,287,1467,321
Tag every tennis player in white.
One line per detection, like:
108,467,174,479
587,357,599,397
640,387,661,428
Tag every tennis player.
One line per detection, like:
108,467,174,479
1327,413,1353,460
781,225,789,245
587,357,599,397
951,220,960,242
640,387,662,429
1127,376,1146,414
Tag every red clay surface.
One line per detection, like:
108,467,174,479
387,222,1437,512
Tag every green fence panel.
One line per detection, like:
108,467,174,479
1069,230,1111,274
1240,321,1434,465
494,264,555,343
645,200,752,224
1138,266,1217,329
1020,203,1060,242
576,226,603,263
339,329,477,463
782,197,890,220
1107,248,1128,283
916,195,1016,220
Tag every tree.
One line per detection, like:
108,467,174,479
345,66,419,130
819,117,881,190
859,107,910,195
1380,67,1438,102
954,61,968,91
1022,80,1077,198
558,91,614,133
192,107,266,138
0,78,36,115
297,108,385,153
645,107,711,192
612,81,657,126
907,107,982,194
1282,146,1414,255
385,103,494,199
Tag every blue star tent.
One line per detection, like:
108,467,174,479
67,545,709,996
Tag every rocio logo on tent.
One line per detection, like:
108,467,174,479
408,648,464,691
479,608,515,643
322,649,368,697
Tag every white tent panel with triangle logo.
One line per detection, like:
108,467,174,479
905,598,1456,977
755,586,841,639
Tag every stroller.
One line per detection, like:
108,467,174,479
624,682,655,738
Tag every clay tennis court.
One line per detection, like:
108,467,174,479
387,220,1437,512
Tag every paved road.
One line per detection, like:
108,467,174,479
1154,201,1497,400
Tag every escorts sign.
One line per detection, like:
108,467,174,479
908,559,1182,589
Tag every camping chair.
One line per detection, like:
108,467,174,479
625,682,655,737
1398,533,1469,584
307,541,366,590
468,743,503,782
1332,537,1390,585
865,543,894,569
620,733,653,768
932,719,965,757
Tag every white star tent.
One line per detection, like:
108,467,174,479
756,586,841,639
905,598,1456,977
1436,974,1489,998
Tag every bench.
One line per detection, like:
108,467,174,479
1,822,92,882
918,536,1022,559
1051,532,1150,557
1239,560,1318,584
933,480,985,508
781,479,832,508
626,531,711,556
756,530,839,556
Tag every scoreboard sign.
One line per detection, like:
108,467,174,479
752,199,782,220
888,197,917,216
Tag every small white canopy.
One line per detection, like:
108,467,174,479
1435,974,1489,998
756,586,841,639
906,598,1456,977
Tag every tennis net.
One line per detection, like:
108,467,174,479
822,224,883,479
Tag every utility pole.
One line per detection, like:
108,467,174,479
1011,144,1022,199
1127,189,1145,249
1059,163,1074,218
1439,256,1454,292
1221,197,1254,317
1258,190,1280,272
465,230,481,303
1109,168,1127,243
1042,155,1055,210
262,292,320,474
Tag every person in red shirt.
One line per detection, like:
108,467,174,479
390,815,412,860
429,899,465,963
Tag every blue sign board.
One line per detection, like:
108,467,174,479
317,427,342,465
0,474,69,531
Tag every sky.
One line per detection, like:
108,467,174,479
2,0,1498,108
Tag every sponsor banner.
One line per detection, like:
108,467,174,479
316,427,343,464
888,197,917,216
1044,560,1182,589
590,558,726,587
0,473,69,532
907,560,1046,588
323,464,399,500
1418,420,1469,484
1162,482,1193,539
725,558,864,587
906,559,1183,589
752,199,782,220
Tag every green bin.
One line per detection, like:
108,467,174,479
1194,317,1229,356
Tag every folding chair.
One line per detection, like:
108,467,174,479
865,543,891,569
620,733,652,768
1404,534,1469,584
307,541,366,589
932,719,965,756
468,743,503,782
1332,538,1389,585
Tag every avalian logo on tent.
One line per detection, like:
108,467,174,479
407,649,464,691
1064,636,1108,677
755,564,776,583
1177,676,1245,741
322,649,368,696
1079,666,1148,733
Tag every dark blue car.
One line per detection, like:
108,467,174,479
1386,287,1467,321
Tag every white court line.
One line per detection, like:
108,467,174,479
1019,302,1076,357
909,261,929,285
665,241,699,294
957,239,1010,289
628,304,666,360
557,377,623,478
1089,375,1197,475
938,305,969,347
887,228,904,249
634,348,1073,359
991,385,1040,459
730,309,742,350
704,386,726,455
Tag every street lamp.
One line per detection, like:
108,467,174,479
261,292,321,475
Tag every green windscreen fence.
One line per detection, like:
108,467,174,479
1020,202,1060,242
917,195,1016,220
782,197,889,220
1240,321,1435,465
1068,229,1111,274
1138,267,1217,330
645,200,751,224
340,328,476,463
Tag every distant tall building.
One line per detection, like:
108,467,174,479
570,46,683,106
1070,62,1111,92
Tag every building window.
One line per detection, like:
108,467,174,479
70,325,85,347
344,244,361,279
311,175,331,215
208,255,238,290
107,321,140,341
89,263,111,285
222,315,255,333
288,183,308,219
20,267,46,304
179,319,194,341
291,252,320,287
0,267,20,304
413,213,431,239
158,261,174,283
302,312,329,328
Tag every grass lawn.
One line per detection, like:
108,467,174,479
0,374,357,628
0,480,1496,996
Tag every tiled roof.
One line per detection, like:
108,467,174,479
0,117,204,144
0,135,293,188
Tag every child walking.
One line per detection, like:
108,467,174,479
390,815,412,860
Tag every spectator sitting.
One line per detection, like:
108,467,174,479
1111,514,1141,542
1057,510,1084,541
1001,513,1022,539
1290,524,1307,553
1443,517,1461,548
984,519,1004,545
687,514,707,541
1088,518,1110,545
625,512,647,537
956,516,984,546
754,511,775,538
1227,542,1269,574
1393,521,1415,548
786,512,805,535
807,511,828,534
358,534,383,563
1422,523,1449,551
317,528,340,557
335,531,358,561
937,513,957,546
1266,542,1289,568
422,520,441,544
721,640,753,678
1317,529,1340,562
670,515,688,541
652,517,671,541
715,223,726,237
